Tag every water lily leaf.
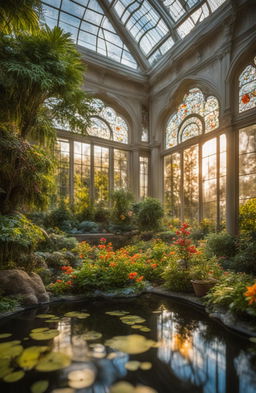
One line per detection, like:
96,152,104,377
36,352,71,372
36,314,56,319
125,361,140,371
83,331,102,341
140,362,152,370
105,311,130,316
0,333,12,339
64,312,90,319
31,328,49,333
68,368,96,388
0,341,23,360
107,352,117,360
30,329,59,341
17,346,48,370
249,337,256,343
105,335,155,354
110,381,134,393
51,389,75,393
120,316,146,326
140,328,151,333
131,325,144,329
0,359,13,378
31,380,49,393
3,370,25,383
45,319,60,323
135,387,157,393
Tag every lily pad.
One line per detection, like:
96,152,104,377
110,381,134,393
45,319,60,323
131,325,144,329
68,368,96,389
83,331,102,341
105,311,130,317
120,315,146,326
17,346,48,370
140,327,151,333
0,333,12,339
140,362,152,370
125,361,140,371
31,380,49,393
105,335,155,354
36,352,71,372
36,314,56,319
0,341,23,360
3,370,25,383
64,312,90,319
249,337,256,343
31,328,49,333
0,359,13,378
135,387,157,393
30,329,59,341
51,389,75,393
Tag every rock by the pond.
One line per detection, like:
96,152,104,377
0,270,49,305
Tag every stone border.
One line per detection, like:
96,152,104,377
0,287,255,338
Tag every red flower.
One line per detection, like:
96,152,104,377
128,272,138,279
56,280,62,283
66,281,72,285
109,262,117,267
100,237,107,243
241,93,250,104
151,263,158,269
136,276,144,282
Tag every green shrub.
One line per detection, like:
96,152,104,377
204,272,254,315
110,189,134,225
162,259,192,292
240,198,256,234
231,238,256,275
135,197,164,232
205,232,237,258
0,214,44,265
0,296,20,313
78,221,99,233
44,201,75,231
155,231,176,243
94,203,110,224
37,233,78,252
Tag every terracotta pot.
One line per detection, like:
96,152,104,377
191,279,218,297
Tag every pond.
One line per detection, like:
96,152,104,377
0,294,256,393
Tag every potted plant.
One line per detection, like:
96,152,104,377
190,254,222,297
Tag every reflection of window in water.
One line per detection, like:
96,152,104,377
157,308,226,392
235,352,256,393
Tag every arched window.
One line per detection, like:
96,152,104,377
88,99,129,144
165,88,219,148
239,57,256,113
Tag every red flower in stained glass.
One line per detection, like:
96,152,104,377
241,94,250,104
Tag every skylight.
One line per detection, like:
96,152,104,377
41,0,227,72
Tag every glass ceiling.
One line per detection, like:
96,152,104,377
41,0,227,72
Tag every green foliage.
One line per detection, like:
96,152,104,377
0,214,44,265
204,272,255,315
134,197,164,232
240,198,256,234
44,201,75,231
0,26,93,143
110,189,134,225
94,203,110,224
77,221,99,233
0,0,41,34
162,259,192,292
189,253,222,281
231,236,256,275
0,296,20,313
205,232,237,258
155,231,176,243
0,128,55,214
37,232,78,252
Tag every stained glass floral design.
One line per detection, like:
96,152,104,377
165,88,219,148
239,58,256,113
88,99,128,144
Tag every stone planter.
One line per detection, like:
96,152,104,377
191,279,218,297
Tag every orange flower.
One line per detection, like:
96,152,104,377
136,276,144,282
244,283,256,305
66,281,72,285
109,262,117,268
151,263,158,269
128,272,138,279
169,251,176,255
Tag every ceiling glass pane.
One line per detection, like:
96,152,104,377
41,0,138,69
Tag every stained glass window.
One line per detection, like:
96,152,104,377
239,57,256,113
165,88,219,148
88,99,129,144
